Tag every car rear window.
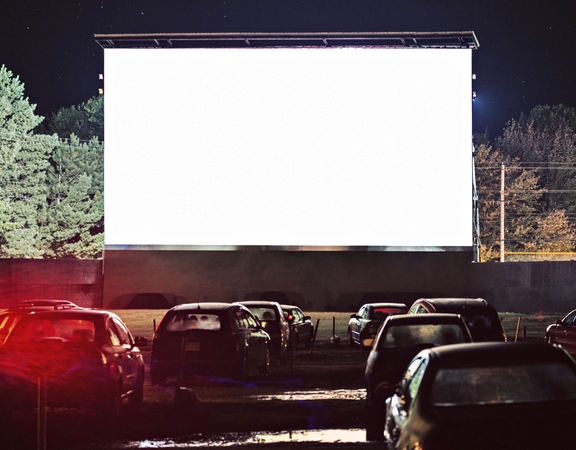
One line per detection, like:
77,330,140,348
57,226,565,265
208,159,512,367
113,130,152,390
165,313,221,331
248,308,278,321
380,324,466,349
432,362,576,406
373,307,406,320
10,319,96,343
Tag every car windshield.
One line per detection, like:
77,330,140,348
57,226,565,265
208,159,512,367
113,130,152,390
166,313,221,331
380,324,465,349
432,362,576,406
9,318,96,343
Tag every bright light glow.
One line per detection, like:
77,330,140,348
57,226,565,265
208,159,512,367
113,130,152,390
104,47,472,248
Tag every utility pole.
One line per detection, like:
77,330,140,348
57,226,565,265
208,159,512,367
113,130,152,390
500,163,505,262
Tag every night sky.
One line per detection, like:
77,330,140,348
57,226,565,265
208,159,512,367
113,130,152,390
1,0,575,137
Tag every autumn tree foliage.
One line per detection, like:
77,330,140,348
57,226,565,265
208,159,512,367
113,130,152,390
476,105,576,261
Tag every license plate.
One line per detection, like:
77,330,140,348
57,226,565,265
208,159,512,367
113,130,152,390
185,341,200,351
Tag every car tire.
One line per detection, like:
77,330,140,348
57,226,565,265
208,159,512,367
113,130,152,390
258,346,270,376
103,381,122,417
365,402,385,442
237,355,249,382
348,328,355,346
128,369,145,406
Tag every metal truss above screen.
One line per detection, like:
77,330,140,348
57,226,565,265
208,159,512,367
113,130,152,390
95,31,479,50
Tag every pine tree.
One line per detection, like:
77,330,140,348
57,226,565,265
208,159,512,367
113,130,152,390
0,65,54,257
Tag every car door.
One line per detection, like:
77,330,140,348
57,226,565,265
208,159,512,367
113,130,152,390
385,356,428,447
236,308,267,366
550,311,576,353
350,305,366,343
108,317,141,392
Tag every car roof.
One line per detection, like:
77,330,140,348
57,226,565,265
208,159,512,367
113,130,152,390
415,298,496,312
12,308,119,321
424,342,574,367
7,299,80,311
384,313,467,325
280,304,301,310
240,300,281,308
364,303,408,309
169,302,238,312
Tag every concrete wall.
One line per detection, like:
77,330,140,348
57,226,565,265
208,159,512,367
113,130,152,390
2,253,575,314
100,249,576,313
0,259,103,308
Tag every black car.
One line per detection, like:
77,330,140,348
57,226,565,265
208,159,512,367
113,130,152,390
384,342,576,449
364,313,472,441
281,304,314,350
240,301,290,363
348,303,408,349
150,302,270,384
0,308,147,415
408,297,507,342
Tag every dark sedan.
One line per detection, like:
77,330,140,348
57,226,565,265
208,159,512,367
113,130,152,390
546,308,576,356
150,302,270,385
384,342,576,449
348,303,408,349
364,313,472,441
281,304,314,350
0,309,147,416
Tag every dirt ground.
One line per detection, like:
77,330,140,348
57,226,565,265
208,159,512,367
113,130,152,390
1,339,379,450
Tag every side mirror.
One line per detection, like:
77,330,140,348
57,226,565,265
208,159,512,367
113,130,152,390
375,381,397,400
134,336,148,347
350,313,358,319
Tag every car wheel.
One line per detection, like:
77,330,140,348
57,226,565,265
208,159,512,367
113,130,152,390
128,369,145,406
348,328,355,346
237,355,249,381
365,401,386,441
103,381,122,417
258,346,270,376
304,334,312,350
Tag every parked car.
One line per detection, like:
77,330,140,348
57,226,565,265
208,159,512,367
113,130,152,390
0,299,81,345
348,303,408,349
281,304,314,350
384,342,576,449
408,297,507,342
364,313,472,441
0,308,147,416
546,308,576,355
240,301,290,363
150,302,270,385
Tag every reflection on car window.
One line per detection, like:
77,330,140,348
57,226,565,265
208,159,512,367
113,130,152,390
381,324,466,349
464,314,493,329
432,363,576,406
249,308,277,321
166,313,221,331
10,318,96,343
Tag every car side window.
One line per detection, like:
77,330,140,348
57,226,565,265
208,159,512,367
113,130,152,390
294,310,303,322
112,318,133,347
400,357,427,412
563,311,576,325
107,321,122,346
360,306,369,320
236,310,257,330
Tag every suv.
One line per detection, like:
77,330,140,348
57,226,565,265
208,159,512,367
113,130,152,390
408,298,507,342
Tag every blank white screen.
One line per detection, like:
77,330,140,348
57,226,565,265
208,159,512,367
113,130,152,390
104,47,472,248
